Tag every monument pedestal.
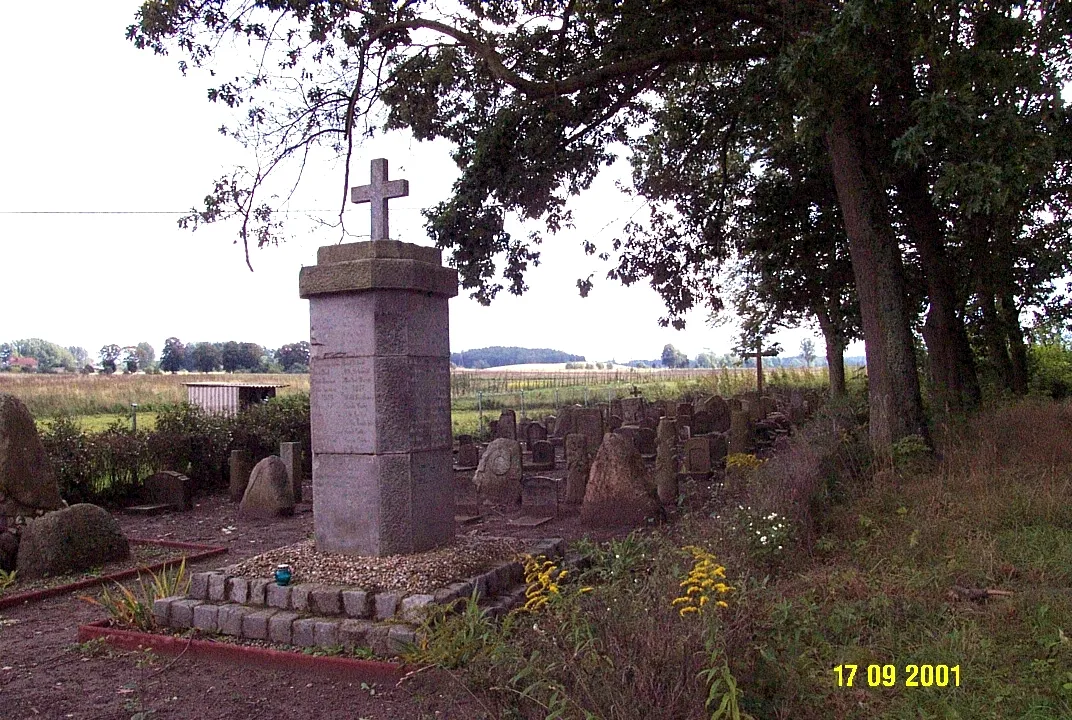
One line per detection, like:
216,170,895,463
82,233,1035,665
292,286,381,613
299,240,458,556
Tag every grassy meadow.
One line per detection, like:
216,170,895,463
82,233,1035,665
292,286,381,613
1,366,832,435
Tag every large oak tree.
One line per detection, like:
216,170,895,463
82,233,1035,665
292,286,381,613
129,0,1071,454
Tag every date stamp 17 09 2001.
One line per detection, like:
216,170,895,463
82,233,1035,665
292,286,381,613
833,664,961,689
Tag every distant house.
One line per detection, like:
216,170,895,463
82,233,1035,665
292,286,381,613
7,357,39,371
183,382,287,416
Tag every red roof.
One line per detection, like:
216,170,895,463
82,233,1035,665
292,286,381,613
8,357,38,368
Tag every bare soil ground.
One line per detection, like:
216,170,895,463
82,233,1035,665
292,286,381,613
0,463,615,720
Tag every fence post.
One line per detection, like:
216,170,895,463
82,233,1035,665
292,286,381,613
554,389,559,409
521,390,526,418
478,391,484,435
584,387,589,407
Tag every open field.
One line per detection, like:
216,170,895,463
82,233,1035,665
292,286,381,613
0,372,309,417
2,367,833,428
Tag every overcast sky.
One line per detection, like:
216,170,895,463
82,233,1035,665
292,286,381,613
0,2,842,364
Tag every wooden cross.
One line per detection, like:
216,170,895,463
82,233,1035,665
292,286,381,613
350,158,409,241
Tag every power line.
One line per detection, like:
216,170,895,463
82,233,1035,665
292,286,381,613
0,207,428,215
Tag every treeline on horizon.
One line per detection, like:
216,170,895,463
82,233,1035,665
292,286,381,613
0,337,311,375
450,346,585,369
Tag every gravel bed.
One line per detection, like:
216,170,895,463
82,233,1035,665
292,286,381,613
228,535,528,593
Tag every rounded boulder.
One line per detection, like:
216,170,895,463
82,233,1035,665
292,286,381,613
16,503,129,580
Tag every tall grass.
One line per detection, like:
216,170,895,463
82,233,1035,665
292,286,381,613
416,398,1072,719
0,372,309,417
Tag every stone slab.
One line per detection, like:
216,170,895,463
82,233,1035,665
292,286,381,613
299,257,459,298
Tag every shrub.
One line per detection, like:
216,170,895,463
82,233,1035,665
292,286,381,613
1028,343,1072,399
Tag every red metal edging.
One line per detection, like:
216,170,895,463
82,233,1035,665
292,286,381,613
0,539,227,610
77,620,408,683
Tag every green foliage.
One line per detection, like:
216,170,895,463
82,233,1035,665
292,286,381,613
451,347,585,369
80,561,189,632
1028,343,1072,400
0,569,17,590
10,338,77,372
38,395,311,505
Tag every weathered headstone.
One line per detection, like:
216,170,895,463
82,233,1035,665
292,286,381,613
526,422,548,450
544,415,556,436
528,440,556,471
16,504,129,580
299,183,458,555
472,438,522,504
728,409,752,454
609,399,623,420
691,410,715,435
229,450,253,503
707,432,729,466
553,406,578,439
573,408,604,450
655,418,678,504
517,418,531,446
280,441,303,503
521,476,559,515
620,397,643,424
607,414,623,431
676,403,693,423
564,433,590,504
581,433,658,526
456,434,474,446
141,470,192,511
240,456,295,519
704,395,731,433
636,427,657,457
0,393,64,512
498,409,518,440
683,437,713,475
455,442,481,470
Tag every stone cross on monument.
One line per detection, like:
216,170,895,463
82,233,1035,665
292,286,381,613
351,158,409,241
299,157,457,557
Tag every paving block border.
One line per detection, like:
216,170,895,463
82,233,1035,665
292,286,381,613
0,538,228,610
76,619,407,683
155,537,566,652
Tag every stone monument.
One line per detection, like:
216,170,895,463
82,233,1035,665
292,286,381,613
298,158,458,556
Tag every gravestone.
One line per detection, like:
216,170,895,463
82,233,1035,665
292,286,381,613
553,406,578,439
472,438,522,504
564,433,590,504
526,422,548,450
655,418,678,504
299,158,458,556
607,414,623,431
581,433,658,527
239,456,295,519
620,397,643,424
455,442,481,470
704,396,731,433
487,419,500,438
573,409,604,450
528,440,556,471
521,476,559,516
498,409,518,440
683,437,712,475
280,441,303,503
456,434,474,446
229,450,253,503
141,471,192,511
635,427,657,457
728,410,752,454
707,432,729,466
517,418,531,445
610,399,623,420
691,410,715,435
544,415,556,436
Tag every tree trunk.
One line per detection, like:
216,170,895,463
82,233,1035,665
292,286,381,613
897,169,981,412
756,346,764,394
999,291,1029,395
817,312,847,397
825,100,928,456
